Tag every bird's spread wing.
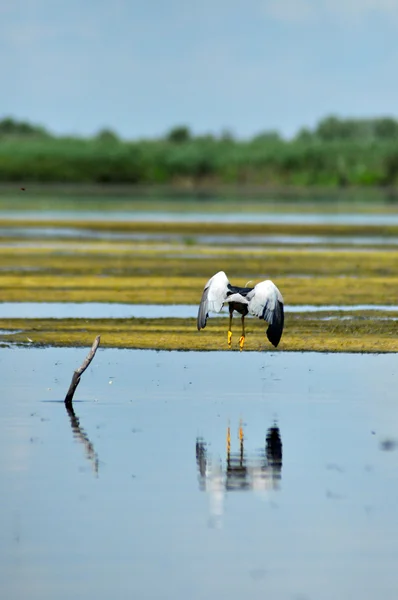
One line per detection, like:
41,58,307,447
197,271,230,330
247,280,284,347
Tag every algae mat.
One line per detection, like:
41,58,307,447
1,215,398,352
3,245,398,277
0,273,397,306
3,217,398,238
1,313,397,353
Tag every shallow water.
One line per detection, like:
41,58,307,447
1,348,398,600
1,226,397,248
3,209,398,225
1,302,398,319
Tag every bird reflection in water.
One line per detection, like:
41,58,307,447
196,421,282,527
65,403,99,476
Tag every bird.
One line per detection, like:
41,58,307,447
197,271,284,350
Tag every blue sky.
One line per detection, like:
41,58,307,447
2,0,398,139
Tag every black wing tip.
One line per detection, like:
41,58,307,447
266,325,282,347
266,425,283,463
266,301,284,347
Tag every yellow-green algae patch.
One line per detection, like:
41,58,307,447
3,245,398,277
1,216,398,352
1,314,397,353
3,217,398,238
1,273,398,306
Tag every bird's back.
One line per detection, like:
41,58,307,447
226,284,254,297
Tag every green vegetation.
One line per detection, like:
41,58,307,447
0,271,396,306
1,225,398,306
1,313,397,352
4,242,398,277
2,115,398,188
2,217,398,239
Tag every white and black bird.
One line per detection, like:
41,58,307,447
197,271,284,350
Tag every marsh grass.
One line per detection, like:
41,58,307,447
2,245,398,277
1,313,397,352
0,272,397,305
1,217,398,352
2,218,398,238
2,134,398,187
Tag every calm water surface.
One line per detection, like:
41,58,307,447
0,227,397,248
3,210,398,225
1,348,398,600
1,302,398,319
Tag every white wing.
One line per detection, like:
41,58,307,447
247,280,284,347
197,271,230,330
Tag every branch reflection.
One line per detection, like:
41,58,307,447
65,403,99,476
196,421,282,527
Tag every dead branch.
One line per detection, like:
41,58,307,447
64,335,101,406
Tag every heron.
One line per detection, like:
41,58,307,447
197,270,284,350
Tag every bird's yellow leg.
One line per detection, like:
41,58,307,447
239,420,244,466
239,315,246,351
228,313,233,347
239,419,244,442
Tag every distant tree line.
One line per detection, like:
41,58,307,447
0,117,50,138
1,115,398,187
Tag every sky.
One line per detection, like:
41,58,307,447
2,0,398,139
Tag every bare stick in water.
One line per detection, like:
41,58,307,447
64,335,101,406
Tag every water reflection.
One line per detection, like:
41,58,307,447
196,422,282,527
65,402,99,476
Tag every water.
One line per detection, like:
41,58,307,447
0,227,397,248
1,302,398,319
1,348,398,599
3,209,398,225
